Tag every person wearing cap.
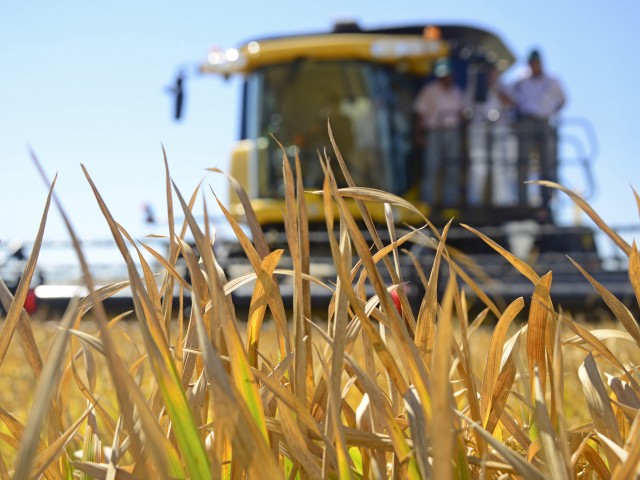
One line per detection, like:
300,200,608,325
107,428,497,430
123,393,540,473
509,49,566,212
413,57,465,207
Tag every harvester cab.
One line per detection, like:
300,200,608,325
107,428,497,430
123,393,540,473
188,21,633,311
197,22,597,224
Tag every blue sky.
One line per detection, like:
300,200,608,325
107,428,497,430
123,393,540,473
1,1,639,246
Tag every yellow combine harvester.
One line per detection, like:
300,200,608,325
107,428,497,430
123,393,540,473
171,21,634,311
199,22,517,226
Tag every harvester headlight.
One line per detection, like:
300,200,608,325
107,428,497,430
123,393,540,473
207,50,226,65
225,48,240,62
205,47,246,73
247,41,260,55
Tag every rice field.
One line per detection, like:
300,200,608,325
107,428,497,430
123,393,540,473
0,147,639,479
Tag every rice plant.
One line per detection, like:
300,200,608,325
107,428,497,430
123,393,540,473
0,141,639,479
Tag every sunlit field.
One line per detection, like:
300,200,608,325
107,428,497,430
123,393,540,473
0,147,639,479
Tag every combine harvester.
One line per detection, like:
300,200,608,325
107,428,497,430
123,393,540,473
176,20,636,314
5,21,634,315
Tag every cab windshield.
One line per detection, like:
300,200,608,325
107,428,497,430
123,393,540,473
242,59,416,197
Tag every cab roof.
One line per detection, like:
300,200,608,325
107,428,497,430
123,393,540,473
200,22,515,76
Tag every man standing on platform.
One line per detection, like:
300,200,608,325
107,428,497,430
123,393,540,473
510,49,566,211
413,57,465,208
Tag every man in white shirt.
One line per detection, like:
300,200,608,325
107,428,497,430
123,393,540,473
510,49,566,210
413,57,464,207
466,64,517,206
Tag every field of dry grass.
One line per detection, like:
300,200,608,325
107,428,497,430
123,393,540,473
1,315,635,426
0,146,639,479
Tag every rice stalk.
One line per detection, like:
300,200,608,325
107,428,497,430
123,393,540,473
536,180,632,256
32,152,160,477
1,143,639,479
578,352,623,469
173,178,282,478
0,176,54,370
245,250,283,368
84,167,208,479
0,277,42,377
